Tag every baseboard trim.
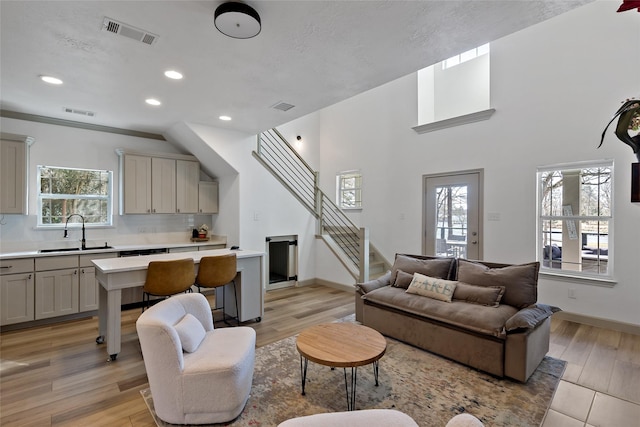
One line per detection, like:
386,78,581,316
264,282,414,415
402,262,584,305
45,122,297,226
297,278,355,293
555,311,640,336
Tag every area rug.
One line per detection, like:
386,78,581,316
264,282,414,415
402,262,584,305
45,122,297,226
142,320,565,426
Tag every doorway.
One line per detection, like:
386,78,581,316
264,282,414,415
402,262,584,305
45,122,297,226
423,170,483,260
266,235,298,291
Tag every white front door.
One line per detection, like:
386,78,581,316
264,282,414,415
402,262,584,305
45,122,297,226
423,171,482,260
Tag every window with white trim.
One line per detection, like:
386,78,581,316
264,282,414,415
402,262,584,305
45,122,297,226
537,161,613,278
336,171,362,209
38,165,113,227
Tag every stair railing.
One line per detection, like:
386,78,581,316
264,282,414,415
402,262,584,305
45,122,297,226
253,128,369,281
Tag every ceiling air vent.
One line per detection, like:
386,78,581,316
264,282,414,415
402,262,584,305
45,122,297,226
102,17,158,46
271,101,295,112
63,107,96,117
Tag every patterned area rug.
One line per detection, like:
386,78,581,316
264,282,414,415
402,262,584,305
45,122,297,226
142,319,565,426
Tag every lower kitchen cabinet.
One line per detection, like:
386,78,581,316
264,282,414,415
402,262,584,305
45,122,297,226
0,272,34,325
79,253,116,312
35,267,79,319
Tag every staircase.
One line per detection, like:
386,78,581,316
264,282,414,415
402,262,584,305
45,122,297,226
253,128,390,283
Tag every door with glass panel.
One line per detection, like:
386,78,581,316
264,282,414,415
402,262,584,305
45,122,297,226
423,171,482,260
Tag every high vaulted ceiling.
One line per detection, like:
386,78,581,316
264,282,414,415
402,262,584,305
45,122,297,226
0,1,593,136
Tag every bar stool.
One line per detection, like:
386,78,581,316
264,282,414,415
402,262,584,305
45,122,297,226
195,253,239,325
142,258,195,311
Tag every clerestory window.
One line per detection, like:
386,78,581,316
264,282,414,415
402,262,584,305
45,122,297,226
537,161,613,280
37,165,113,227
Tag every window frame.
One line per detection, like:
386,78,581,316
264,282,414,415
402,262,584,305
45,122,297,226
37,165,113,228
336,170,362,210
536,160,614,282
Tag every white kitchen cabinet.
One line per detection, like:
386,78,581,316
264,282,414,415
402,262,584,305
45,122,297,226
35,267,79,320
0,257,35,325
34,256,79,320
0,135,34,214
176,160,199,213
198,181,219,214
199,244,225,250
151,157,176,213
122,154,152,214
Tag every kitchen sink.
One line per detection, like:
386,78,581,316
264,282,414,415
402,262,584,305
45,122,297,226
39,245,114,253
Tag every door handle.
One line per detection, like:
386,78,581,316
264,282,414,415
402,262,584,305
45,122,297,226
471,241,478,244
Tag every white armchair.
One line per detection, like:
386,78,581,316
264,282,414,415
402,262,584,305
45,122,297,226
136,292,255,424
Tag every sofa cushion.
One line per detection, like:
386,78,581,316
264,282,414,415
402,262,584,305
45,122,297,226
456,259,539,309
393,270,414,289
453,282,505,307
174,313,206,353
505,303,561,331
356,270,391,294
363,286,517,338
406,273,457,302
391,255,455,287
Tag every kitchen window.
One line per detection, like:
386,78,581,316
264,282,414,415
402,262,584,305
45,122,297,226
537,161,613,280
37,165,113,227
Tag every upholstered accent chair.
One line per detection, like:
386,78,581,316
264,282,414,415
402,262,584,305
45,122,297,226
136,292,255,424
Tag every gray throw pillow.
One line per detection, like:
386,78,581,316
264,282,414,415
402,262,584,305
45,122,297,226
392,269,415,289
505,303,561,331
390,255,454,287
456,259,539,309
453,282,505,307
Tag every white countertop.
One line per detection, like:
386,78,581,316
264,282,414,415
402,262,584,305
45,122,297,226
0,238,227,260
92,248,264,273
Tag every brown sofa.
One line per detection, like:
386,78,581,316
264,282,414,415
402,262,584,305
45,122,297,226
355,254,560,382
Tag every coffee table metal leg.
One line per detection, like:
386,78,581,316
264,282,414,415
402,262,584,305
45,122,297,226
373,360,379,386
343,367,358,411
300,356,309,396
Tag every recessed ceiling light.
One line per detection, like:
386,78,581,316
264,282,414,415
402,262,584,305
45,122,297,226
40,75,63,85
145,98,161,106
164,70,183,80
219,115,232,121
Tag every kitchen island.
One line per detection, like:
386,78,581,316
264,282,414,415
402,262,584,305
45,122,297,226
93,248,264,360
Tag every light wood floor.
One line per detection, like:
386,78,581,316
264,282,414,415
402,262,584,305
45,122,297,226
1,284,638,426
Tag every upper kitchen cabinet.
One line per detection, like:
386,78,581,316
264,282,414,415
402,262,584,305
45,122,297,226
121,154,152,214
0,134,35,214
117,149,199,215
151,157,176,214
176,160,199,213
198,181,219,214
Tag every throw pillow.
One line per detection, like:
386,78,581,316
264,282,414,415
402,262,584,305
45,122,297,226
392,269,415,289
453,282,505,307
174,313,206,353
406,273,457,302
456,259,539,309
505,303,562,331
356,270,392,294
390,254,455,287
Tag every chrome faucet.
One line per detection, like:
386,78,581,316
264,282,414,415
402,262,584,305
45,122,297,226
63,214,86,250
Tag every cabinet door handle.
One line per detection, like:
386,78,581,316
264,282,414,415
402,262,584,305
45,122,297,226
28,274,32,279
74,270,78,275
147,209,151,213
81,269,85,274
177,208,180,213
0,265,11,269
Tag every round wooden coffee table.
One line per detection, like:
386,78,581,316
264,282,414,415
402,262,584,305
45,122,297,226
296,323,387,411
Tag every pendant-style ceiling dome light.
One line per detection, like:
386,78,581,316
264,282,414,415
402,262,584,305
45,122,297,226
214,2,261,39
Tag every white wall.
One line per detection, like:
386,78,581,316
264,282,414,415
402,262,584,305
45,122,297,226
0,117,214,252
167,114,322,283
302,1,639,325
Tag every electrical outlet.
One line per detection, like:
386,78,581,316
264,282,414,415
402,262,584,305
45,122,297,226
568,288,577,299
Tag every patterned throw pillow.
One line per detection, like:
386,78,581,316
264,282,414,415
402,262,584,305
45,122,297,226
405,273,458,302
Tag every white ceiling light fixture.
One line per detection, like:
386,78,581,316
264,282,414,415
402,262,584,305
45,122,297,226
145,98,161,106
219,115,232,121
214,2,261,39
164,70,183,80
40,75,63,85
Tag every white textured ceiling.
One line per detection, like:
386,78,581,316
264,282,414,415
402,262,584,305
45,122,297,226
0,1,593,136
